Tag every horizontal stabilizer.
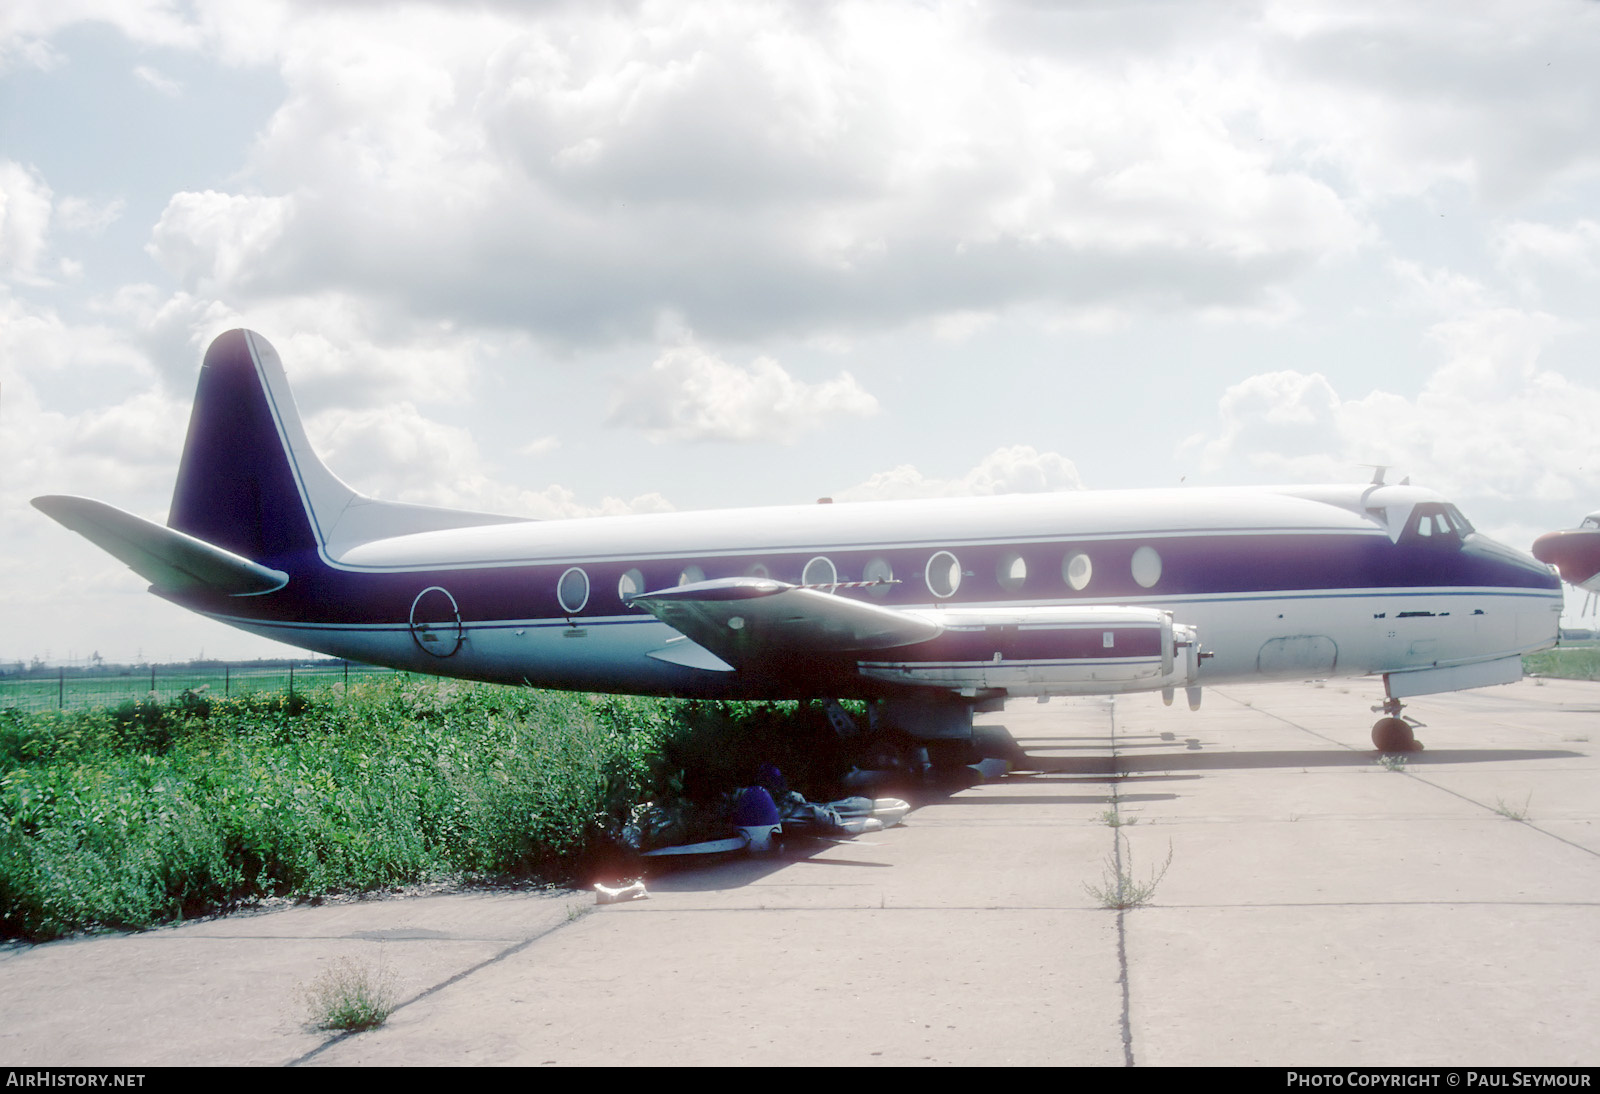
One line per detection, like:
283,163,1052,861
32,495,289,597
630,577,942,667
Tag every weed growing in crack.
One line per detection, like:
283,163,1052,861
1084,842,1173,910
302,955,399,1032
1097,808,1137,827
1493,794,1532,822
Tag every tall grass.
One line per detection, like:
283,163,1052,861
0,680,696,940
1524,647,1600,681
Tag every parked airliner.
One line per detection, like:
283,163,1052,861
34,330,1562,753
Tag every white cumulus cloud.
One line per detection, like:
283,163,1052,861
839,445,1084,501
131,63,181,96
1184,308,1600,507
608,342,878,443
147,190,294,294
309,401,676,520
97,0,1396,343
0,160,54,282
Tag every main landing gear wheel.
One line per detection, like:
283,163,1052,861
1370,693,1423,753
1371,717,1416,752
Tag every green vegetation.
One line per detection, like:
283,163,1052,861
1377,753,1407,772
1096,807,1136,828
0,660,399,714
1524,647,1600,681
0,680,844,941
1493,793,1532,822
1084,842,1173,910
302,955,399,1032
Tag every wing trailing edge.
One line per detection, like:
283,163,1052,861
32,495,289,597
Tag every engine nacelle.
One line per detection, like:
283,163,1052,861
856,605,1200,697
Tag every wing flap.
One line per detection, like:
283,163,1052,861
32,495,289,596
630,577,941,667
645,637,736,672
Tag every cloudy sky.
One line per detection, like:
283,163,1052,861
3,0,1599,665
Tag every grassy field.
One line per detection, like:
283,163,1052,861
1524,645,1600,680
0,662,400,713
0,679,847,941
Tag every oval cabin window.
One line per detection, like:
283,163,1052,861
863,557,894,598
802,556,838,587
1131,546,1162,589
557,567,590,615
926,551,962,598
997,552,1027,592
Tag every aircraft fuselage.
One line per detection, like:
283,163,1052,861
165,483,1560,702
36,330,1562,716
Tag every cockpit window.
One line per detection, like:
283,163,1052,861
1582,515,1600,531
1403,503,1464,547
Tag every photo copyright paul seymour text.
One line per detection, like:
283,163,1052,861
1287,1074,1592,1088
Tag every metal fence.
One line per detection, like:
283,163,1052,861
0,661,406,713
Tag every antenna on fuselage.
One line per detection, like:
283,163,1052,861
1361,464,1389,486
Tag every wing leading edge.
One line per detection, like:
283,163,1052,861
629,577,942,668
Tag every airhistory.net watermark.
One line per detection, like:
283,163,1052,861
4,1074,145,1088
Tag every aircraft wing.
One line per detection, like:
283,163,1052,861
629,577,942,667
31,495,289,597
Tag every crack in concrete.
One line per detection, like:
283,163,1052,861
288,906,588,1066
1108,697,1136,1068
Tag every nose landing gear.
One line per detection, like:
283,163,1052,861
1370,696,1424,752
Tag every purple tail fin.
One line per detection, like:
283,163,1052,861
167,330,352,562
167,330,522,563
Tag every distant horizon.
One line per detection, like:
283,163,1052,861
4,652,379,672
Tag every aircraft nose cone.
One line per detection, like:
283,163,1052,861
1532,529,1600,587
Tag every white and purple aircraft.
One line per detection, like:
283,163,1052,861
34,330,1563,752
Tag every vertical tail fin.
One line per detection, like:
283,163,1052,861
167,329,355,561
167,329,523,563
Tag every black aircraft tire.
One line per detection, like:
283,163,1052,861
924,739,980,769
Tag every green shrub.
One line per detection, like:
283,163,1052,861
0,679,833,940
